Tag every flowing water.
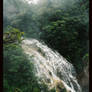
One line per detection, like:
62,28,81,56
21,39,82,92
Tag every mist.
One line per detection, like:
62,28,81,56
3,0,79,20
3,0,89,37
3,0,89,48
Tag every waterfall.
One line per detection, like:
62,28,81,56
21,38,82,92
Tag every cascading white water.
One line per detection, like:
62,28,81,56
21,38,82,92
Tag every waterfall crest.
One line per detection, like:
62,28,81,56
21,39,82,92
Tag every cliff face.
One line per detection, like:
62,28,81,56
77,60,89,92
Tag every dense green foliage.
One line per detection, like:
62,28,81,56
3,26,24,44
3,29,41,92
38,0,89,73
40,7,89,73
